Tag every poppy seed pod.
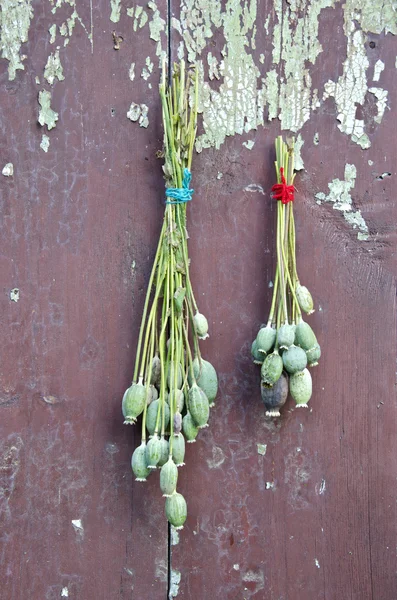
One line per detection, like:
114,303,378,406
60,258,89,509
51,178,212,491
260,372,289,417
256,325,277,355
160,457,178,497
167,363,183,390
191,357,218,407
131,442,151,481
146,398,170,436
165,492,187,530
188,383,210,428
145,434,162,469
157,436,169,467
182,412,199,443
146,384,158,405
173,411,182,435
193,312,209,340
171,433,186,466
277,323,295,350
251,339,264,364
261,352,283,386
306,343,321,366
296,283,314,315
122,382,146,424
167,388,184,412
282,345,308,374
290,368,312,407
151,355,161,386
295,321,318,351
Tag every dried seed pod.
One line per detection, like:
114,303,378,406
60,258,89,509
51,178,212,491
282,345,308,374
173,411,182,435
146,398,170,436
166,388,184,412
260,372,289,417
165,492,187,530
306,343,321,366
145,434,162,469
158,436,169,467
296,283,314,315
167,363,183,390
122,382,146,424
277,323,295,350
182,412,199,443
295,321,318,351
188,383,210,428
151,355,161,386
191,357,218,407
260,352,283,386
171,433,186,466
290,368,312,408
146,384,158,405
251,339,264,364
256,325,277,355
131,442,151,481
160,457,178,497
193,312,209,340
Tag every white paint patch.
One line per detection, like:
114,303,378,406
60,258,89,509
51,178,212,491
61,588,69,597
315,558,320,569
318,479,326,495
169,569,181,598
243,140,255,150
2,163,14,177
110,0,121,23
206,446,225,469
40,135,50,153
368,87,388,124
313,132,319,145
257,443,267,456
141,56,153,81
44,49,65,85
233,564,240,571
265,481,274,490
294,134,305,171
129,62,135,81
127,102,149,128
71,519,84,534
372,59,384,82
244,184,265,195
170,526,180,546
10,288,19,302
38,90,58,130
0,0,34,80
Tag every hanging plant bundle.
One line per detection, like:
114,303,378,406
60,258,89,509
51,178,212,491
122,60,218,530
252,136,320,417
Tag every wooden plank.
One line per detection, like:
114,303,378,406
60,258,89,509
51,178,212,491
0,1,168,598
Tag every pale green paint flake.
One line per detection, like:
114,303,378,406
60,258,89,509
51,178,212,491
129,62,135,81
265,70,278,121
38,90,59,130
264,14,270,35
354,0,397,35
368,87,388,124
243,139,255,150
141,56,153,80
127,102,149,128
259,53,265,64
372,59,384,82
40,134,50,152
2,162,14,176
110,0,121,23
207,52,219,80
294,134,304,171
59,22,68,36
127,6,148,31
49,24,57,44
169,570,181,598
35,75,40,84
148,1,165,42
0,0,34,80
315,163,369,240
177,41,184,60
257,443,267,456
44,49,65,85
313,132,319,145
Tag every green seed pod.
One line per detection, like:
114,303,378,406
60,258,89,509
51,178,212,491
192,357,218,407
171,433,185,466
261,372,289,417
306,343,321,366
193,312,209,340
256,325,277,355
122,382,146,424
165,492,187,530
296,283,314,315
173,411,182,435
145,434,162,469
167,363,183,390
290,368,312,408
188,383,210,429
277,323,295,350
160,457,178,497
146,384,158,405
282,345,308,374
158,436,169,467
182,412,199,443
131,442,151,481
146,399,170,436
151,355,161,386
166,388,184,412
295,321,318,351
261,352,283,386
251,339,264,364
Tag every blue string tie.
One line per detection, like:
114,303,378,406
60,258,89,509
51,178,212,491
165,168,194,205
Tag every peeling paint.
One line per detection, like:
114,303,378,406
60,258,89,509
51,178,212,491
294,134,305,171
315,558,321,569
372,59,385,82
127,102,149,128
127,6,148,31
129,62,135,81
71,518,84,536
2,163,14,177
61,588,69,598
38,90,59,130
141,56,153,80
148,1,166,43
265,481,274,490
0,0,33,80
169,569,181,598
206,446,225,469
315,164,369,240
313,132,319,145
49,24,57,44
257,443,267,456
10,288,19,302
170,526,180,546
243,140,255,150
40,134,50,153
244,183,264,195
368,87,388,124
44,49,65,85
110,0,121,23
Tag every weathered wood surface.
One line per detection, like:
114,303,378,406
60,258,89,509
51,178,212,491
1,1,396,599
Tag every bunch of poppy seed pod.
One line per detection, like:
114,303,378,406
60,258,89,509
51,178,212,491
122,61,218,530
251,136,321,417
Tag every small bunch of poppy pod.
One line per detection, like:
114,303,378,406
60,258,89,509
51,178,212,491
121,61,218,531
251,136,321,416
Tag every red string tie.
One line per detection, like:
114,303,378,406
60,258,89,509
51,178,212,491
271,167,295,204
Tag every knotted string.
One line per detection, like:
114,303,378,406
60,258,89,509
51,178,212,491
271,167,295,204
165,168,194,205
